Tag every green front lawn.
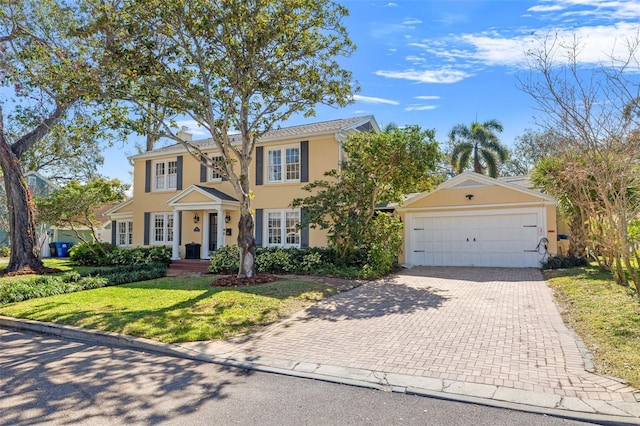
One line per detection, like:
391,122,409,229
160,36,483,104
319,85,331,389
545,266,640,388
0,276,337,343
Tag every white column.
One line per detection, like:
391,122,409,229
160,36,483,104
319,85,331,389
171,209,180,260
217,209,225,249
202,210,210,259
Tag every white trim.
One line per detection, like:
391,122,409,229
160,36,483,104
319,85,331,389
115,220,134,247
400,171,555,210
266,144,301,184
151,212,175,245
400,201,555,213
263,208,301,248
128,116,380,160
152,159,178,192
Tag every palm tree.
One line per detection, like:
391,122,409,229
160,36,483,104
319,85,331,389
449,118,509,177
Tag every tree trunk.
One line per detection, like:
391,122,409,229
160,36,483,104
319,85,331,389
0,131,43,272
236,195,256,278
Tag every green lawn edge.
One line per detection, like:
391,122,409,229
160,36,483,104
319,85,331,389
0,276,338,344
545,266,640,388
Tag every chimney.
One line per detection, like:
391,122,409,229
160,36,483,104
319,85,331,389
176,126,193,142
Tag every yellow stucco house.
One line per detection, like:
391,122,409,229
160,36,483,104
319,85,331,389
106,115,558,268
105,116,380,261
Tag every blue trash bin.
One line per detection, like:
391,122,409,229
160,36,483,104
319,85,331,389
55,242,70,257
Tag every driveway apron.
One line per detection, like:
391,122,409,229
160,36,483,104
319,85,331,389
191,267,639,403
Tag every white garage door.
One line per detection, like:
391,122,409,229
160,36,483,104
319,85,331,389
407,210,544,268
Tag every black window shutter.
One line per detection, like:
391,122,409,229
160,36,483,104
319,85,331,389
143,212,150,245
145,160,151,193
176,156,183,190
300,208,309,248
200,158,207,182
300,140,309,183
255,209,263,247
178,211,182,246
255,146,263,185
111,221,117,245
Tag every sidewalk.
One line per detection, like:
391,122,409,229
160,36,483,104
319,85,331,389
1,266,640,424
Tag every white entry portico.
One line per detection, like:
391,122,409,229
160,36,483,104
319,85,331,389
166,185,239,260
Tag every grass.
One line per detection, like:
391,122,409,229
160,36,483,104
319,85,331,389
0,258,109,286
0,276,338,343
545,265,640,388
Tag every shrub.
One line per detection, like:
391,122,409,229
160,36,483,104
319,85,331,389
541,255,590,270
0,246,10,258
0,262,168,306
69,242,115,266
255,247,297,273
208,245,240,274
108,246,172,266
359,213,403,279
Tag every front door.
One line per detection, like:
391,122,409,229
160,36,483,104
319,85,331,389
209,213,218,251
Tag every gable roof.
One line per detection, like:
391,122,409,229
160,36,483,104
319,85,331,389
166,184,239,206
401,171,555,209
129,116,379,160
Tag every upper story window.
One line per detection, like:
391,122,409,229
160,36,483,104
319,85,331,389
209,156,224,181
27,175,37,187
154,160,178,191
267,146,300,183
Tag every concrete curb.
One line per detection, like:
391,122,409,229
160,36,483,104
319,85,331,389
2,316,639,425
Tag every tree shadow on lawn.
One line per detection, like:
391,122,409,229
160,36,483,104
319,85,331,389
0,328,251,426
2,279,337,343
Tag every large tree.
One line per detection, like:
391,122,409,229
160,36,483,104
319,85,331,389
449,119,509,177
500,128,561,177
522,33,640,296
35,178,126,244
0,0,122,271
107,0,355,278
292,124,441,259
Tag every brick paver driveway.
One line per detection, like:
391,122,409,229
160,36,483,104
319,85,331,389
204,267,639,402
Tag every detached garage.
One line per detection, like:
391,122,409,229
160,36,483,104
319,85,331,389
399,172,557,268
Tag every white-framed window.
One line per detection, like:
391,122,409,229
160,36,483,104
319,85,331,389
152,213,174,244
209,156,224,181
27,175,37,187
116,221,133,247
265,209,300,247
267,146,300,183
154,160,178,191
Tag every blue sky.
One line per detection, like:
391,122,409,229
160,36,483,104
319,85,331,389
101,0,640,185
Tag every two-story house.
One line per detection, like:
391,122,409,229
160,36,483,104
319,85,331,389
105,116,379,260
106,114,559,268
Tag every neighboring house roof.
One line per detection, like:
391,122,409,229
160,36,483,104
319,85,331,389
104,198,134,218
129,115,379,160
498,175,534,190
51,202,122,231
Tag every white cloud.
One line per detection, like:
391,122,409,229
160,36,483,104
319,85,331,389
529,0,640,20
375,69,472,84
384,2,397,7
415,95,441,100
403,18,423,25
406,55,427,63
405,105,437,111
352,94,400,105
527,4,565,12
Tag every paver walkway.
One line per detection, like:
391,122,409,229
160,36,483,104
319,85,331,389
183,267,639,404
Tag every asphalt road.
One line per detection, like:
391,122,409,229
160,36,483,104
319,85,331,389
0,328,596,425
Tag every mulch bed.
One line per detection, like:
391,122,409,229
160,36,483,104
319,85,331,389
0,265,63,277
211,273,278,287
